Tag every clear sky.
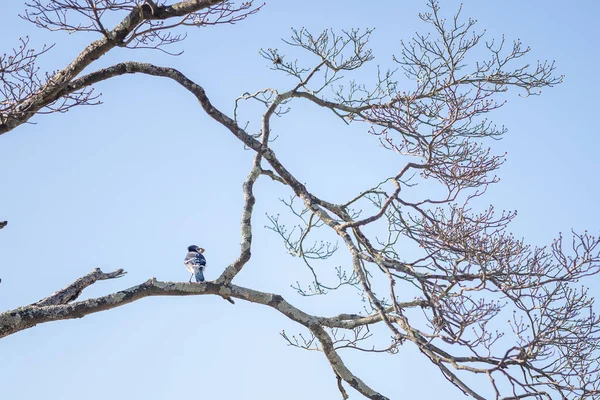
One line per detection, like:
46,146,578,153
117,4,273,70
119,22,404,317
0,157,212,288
0,1,599,399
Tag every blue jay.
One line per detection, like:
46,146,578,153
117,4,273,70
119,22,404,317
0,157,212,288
184,245,206,282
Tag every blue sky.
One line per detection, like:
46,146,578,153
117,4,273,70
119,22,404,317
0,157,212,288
0,1,599,399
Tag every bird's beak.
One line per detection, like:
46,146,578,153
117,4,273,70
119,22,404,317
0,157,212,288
199,248,205,253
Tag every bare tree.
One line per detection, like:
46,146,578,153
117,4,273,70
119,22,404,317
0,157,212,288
1,1,598,399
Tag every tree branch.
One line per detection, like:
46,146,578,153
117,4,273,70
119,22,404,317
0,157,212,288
0,0,229,135
34,268,126,306
0,267,390,399
309,324,389,400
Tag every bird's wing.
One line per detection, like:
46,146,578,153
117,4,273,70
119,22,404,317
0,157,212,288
184,251,205,268
184,252,198,266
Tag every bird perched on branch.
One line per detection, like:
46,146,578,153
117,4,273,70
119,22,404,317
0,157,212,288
184,245,206,282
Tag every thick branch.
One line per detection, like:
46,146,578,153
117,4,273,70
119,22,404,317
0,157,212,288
217,91,292,284
0,274,290,339
0,0,227,135
215,161,260,284
0,268,389,399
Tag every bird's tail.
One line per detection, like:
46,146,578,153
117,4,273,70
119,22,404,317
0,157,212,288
195,269,205,283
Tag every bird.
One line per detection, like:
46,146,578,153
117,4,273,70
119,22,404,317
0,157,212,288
184,245,206,283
